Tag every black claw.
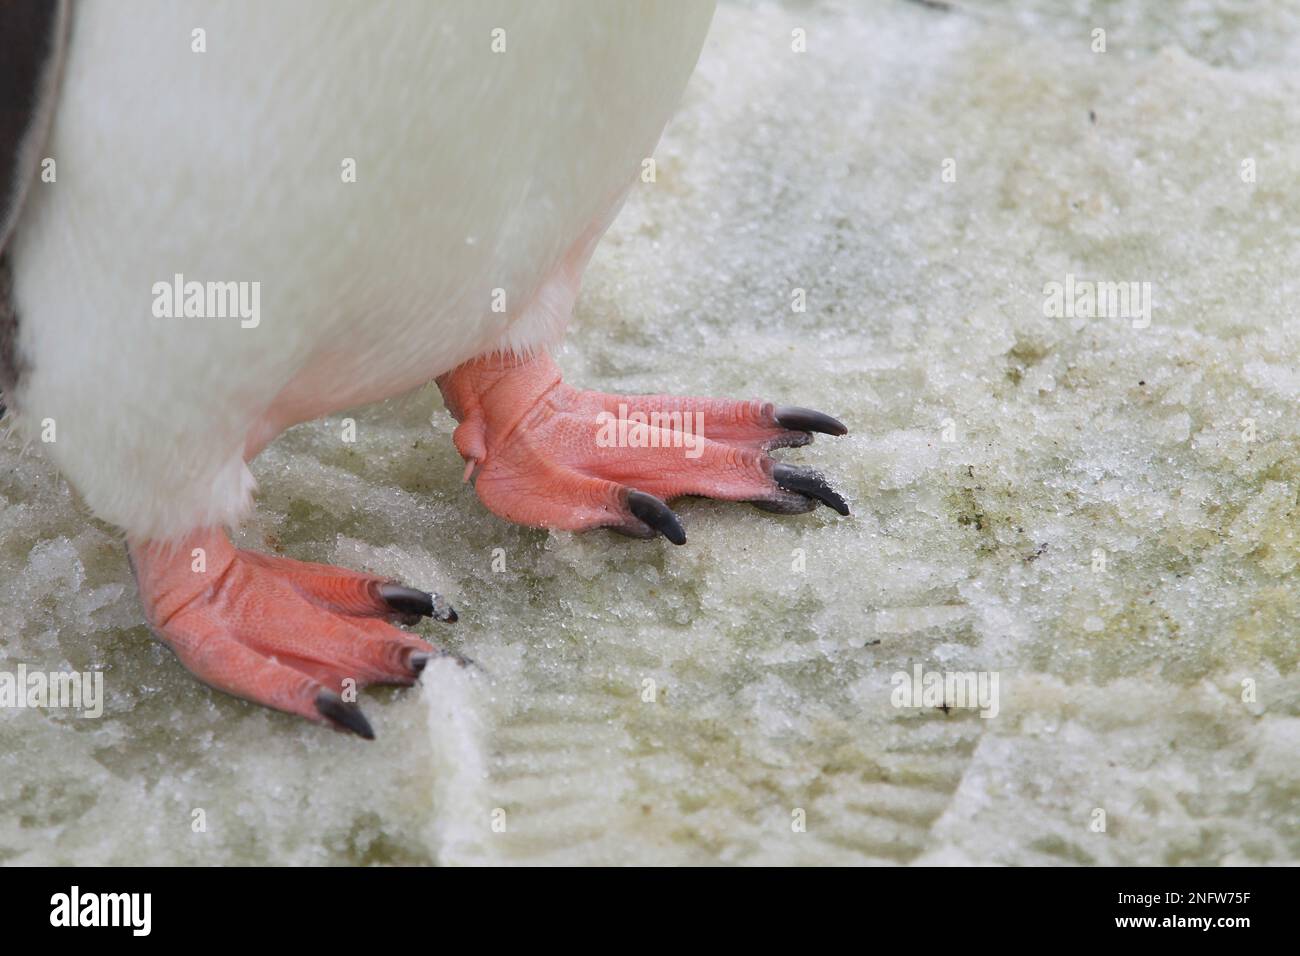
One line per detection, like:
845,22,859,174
315,690,375,740
378,584,431,615
773,405,848,437
771,463,851,516
409,651,432,676
626,489,687,545
378,583,457,623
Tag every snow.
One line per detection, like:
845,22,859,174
1,0,1297,864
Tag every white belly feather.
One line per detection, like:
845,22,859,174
9,0,715,539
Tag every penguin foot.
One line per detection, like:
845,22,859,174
436,351,850,544
128,528,458,738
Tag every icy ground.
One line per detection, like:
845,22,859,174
2,0,1298,864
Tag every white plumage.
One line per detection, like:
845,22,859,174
8,0,715,539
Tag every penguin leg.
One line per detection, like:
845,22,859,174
128,528,459,738
436,351,849,544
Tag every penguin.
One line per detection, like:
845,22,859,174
1,0,848,738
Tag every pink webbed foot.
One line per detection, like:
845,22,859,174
436,352,849,543
129,528,459,738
